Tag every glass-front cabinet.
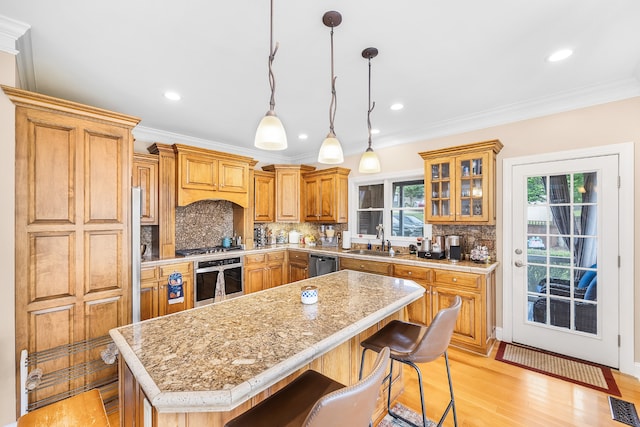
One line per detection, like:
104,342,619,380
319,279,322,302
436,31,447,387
421,140,503,224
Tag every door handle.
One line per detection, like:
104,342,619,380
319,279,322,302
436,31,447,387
514,260,525,268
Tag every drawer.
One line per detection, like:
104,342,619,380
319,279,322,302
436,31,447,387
159,262,192,277
340,257,392,275
267,251,285,262
288,250,308,264
393,264,432,281
245,253,266,265
433,270,480,289
140,267,158,281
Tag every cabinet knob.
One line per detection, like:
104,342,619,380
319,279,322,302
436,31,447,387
452,277,457,282
408,271,412,275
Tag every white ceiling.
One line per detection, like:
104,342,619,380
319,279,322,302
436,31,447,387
2,1,640,164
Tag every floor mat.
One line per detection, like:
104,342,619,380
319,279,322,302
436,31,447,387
609,396,640,426
495,341,620,396
377,403,436,427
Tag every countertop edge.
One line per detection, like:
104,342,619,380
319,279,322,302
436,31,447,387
111,281,424,413
142,244,498,273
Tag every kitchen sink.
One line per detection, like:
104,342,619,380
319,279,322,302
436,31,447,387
343,249,393,257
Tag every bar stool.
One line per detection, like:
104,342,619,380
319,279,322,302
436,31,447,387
359,296,462,427
225,347,390,427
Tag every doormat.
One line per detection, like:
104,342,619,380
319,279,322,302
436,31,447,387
609,396,640,426
377,403,436,427
495,341,620,396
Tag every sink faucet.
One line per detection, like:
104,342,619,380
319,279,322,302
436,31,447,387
376,224,385,251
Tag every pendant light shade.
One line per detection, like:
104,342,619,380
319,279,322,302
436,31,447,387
318,11,344,164
255,0,287,151
358,47,381,173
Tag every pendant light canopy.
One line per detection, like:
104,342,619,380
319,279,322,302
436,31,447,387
358,47,381,173
255,0,287,151
318,11,344,164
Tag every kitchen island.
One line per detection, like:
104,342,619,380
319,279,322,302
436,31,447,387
111,270,424,426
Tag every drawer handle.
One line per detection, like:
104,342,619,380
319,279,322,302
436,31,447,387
452,277,457,282
360,264,365,268
408,271,412,275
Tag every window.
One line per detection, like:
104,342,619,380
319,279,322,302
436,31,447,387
355,177,424,240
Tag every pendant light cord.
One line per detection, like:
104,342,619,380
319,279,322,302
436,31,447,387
268,0,279,111
328,26,337,135
367,57,375,148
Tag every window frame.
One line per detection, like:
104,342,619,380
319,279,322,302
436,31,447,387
349,169,426,244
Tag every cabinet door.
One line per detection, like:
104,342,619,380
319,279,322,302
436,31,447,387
218,159,249,193
158,263,192,315
455,151,490,222
244,266,266,294
303,176,320,222
276,169,302,222
139,284,157,321
317,174,337,222
431,286,482,349
179,152,218,191
425,157,455,222
288,250,309,283
254,172,275,222
266,263,285,289
133,154,159,225
393,264,432,325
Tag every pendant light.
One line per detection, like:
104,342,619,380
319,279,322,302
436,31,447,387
358,47,381,173
317,11,344,164
254,0,287,150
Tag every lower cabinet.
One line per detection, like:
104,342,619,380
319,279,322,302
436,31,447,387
244,251,286,294
392,264,432,325
288,250,309,283
140,261,193,320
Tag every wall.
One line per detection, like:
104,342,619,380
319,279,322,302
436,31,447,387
0,51,17,423
341,96,640,358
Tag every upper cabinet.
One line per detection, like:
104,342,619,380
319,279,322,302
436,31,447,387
133,153,159,225
262,164,315,223
303,167,350,223
254,170,275,223
174,144,257,207
420,140,503,225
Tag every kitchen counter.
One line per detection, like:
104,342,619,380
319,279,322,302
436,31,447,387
110,270,423,415
142,243,498,274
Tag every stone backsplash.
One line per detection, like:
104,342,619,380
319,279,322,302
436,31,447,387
175,200,234,249
431,224,497,260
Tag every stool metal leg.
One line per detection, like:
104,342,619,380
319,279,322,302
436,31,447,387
438,351,458,427
387,360,427,427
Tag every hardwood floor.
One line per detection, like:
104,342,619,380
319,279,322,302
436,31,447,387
392,343,640,426
109,342,639,427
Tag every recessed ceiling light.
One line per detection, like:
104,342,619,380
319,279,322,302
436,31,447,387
371,128,380,135
298,133,308,140
164,91,181,101
390,103,404,111
547,49,573,62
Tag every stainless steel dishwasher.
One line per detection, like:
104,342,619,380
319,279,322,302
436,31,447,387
309,254,338,277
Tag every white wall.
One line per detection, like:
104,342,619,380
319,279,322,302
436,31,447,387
342,97,640,356
0,51,17,424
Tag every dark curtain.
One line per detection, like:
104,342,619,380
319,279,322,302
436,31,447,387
543,175,574,250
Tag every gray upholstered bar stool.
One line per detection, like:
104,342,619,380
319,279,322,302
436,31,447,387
224,347,390,427
359,296,462,427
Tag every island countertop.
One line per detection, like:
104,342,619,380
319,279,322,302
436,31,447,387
110,270,424,413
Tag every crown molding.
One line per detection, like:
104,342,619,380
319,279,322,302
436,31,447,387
133,125,292,165
0,15,30,55
372,77,640,151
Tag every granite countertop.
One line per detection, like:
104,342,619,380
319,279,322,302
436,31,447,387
142,244,498,274
110,270,424,412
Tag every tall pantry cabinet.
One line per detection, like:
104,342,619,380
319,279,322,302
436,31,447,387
4,86,140,409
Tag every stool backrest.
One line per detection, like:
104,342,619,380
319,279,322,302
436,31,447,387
411,295,462,363
303,347,390,427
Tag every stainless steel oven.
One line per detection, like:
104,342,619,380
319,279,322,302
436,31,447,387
195,257,243,307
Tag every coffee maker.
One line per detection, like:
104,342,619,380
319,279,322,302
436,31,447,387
446,235,463,262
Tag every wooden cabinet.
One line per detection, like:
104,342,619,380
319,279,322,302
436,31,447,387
303,167,350,223
139,262,194,319
174,144,256,207
5,85,140,408
420,140,502,224
392,264,432,325
262,164,315,223
254,170,275,222
339,257,392,275
288,250,309,282
430,268,495,355
133,153,159,225
244,251,287,293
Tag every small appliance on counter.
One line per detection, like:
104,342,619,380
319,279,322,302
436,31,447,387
417,236,445,259
446,235,464,262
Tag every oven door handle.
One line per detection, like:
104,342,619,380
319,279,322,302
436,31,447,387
196,265,240,274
